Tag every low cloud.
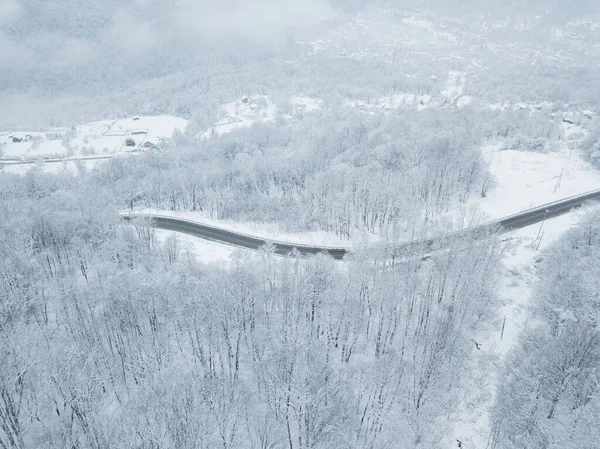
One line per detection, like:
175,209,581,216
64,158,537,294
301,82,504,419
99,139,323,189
0,32,26,64
60,38,99,65
150,0,337,43
0,0,22,25
103,8,158,55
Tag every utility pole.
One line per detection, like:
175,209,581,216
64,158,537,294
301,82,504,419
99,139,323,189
554,168,564,193
530,209,548,250
537,210,548,239
535,231,545,251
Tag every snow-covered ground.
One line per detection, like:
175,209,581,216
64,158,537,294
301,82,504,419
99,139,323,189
302,10,460,60
441,70,466,99
0,115,187,161
446,208,589,448
200,96,276,139
345,93,433,113
345,70,470,114
488,101,554,112
290,96,322,113
200,95,321,139
153,229,236,266
474,140,600,220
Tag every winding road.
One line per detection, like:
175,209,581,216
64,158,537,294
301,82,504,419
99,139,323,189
121,189,600,260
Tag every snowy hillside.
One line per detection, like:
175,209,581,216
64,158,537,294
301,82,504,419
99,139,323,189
0,115,187,161
1,2,600,449
199,95,322,139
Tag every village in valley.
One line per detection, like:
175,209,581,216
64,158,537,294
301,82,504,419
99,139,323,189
0,115,188,172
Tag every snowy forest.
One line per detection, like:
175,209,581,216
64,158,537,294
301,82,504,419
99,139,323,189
0,169,502,447
1,0,600,448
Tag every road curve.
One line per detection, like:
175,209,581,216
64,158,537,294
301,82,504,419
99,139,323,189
121,189,600,260
121,215,349,259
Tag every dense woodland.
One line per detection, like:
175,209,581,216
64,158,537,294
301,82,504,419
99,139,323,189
110,106,566,241
0,169,501,448
117,108,488,240
491,209,600,449
1,106,598,447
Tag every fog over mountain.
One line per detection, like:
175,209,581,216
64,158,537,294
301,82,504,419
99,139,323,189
1,0,598,126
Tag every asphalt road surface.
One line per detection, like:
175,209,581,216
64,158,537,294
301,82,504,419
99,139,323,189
0,155,115,166
122,189,600,260
493,189,600,230
121,215,349,259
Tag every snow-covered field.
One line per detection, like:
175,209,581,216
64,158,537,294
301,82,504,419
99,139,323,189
474,141,600,219
290,96,322,113
345,93,433,113
200,95,321,139
200,96,276,139
0,115,187,161
153,229,236,265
